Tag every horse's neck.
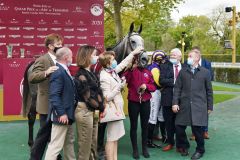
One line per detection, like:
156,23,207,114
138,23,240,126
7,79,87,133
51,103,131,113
113,37,130,63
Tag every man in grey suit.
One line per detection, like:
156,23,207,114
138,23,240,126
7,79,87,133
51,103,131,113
172,50,213,160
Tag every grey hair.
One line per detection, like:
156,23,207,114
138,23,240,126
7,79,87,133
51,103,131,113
170,48,182,56
56,47,72,61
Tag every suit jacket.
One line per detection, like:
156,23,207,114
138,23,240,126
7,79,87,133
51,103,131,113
29,53,55,114
160,62,186,106
49,63,76,124
172,66,213,126
201,58,214,81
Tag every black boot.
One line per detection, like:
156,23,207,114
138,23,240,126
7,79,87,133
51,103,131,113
142,146,150,158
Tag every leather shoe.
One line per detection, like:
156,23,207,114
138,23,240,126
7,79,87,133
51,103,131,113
191,152,204,160
162,144,173,151
132,150,140,159
203,132,210,139
142,147,150,158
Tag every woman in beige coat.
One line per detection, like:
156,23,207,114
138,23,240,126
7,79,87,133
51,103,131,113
99,47,143,160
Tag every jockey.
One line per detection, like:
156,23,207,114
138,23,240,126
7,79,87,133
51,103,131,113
147,50,168,148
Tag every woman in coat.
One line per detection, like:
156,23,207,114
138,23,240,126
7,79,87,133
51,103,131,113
99,47,143,160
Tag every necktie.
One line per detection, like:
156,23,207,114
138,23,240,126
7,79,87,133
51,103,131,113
175,65,179,79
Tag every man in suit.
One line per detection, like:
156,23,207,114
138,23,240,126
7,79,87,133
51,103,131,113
160,48,184,151
44,47,76,160
172,50,213,159
191,46,213,140
29,33,63,160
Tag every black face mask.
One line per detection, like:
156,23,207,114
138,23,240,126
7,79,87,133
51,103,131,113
53,47,62,53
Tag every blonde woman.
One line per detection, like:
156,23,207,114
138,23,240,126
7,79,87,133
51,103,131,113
99,47,143,160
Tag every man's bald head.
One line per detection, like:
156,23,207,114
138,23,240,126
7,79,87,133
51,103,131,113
56,47,73,66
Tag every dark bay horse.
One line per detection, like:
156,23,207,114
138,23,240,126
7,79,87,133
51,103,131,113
22,61,37,147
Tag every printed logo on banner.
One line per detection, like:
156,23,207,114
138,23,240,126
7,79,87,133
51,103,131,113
37,35,46,39
24,19,33,24
9,61,20,68
79,21,86,26
64,36,75,39
0,35,5,38
23,43,35,46
77,44,87,46
9,43,20,46
65,20,73,25
0,26,6,30
37,28,48,31
9,35,21,38
23,27,35,30
8,27,20,30
90,4,103,16
0,42,6,46
37,44,45,47
77,27,87,31
77,36,87,40
10,18,19,24
0,2,9,11
52,20,61,25
23,35,34,39
64,28,74,32
91,20,103,26
90,31,104,38
73,6,84,13
39,19,47,25
64,44,74,47
94,41,104,49
51,27,62,31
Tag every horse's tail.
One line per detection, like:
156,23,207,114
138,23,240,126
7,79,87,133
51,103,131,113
22,61,35,117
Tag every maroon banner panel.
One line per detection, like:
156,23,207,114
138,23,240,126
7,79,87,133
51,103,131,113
3,58,33,115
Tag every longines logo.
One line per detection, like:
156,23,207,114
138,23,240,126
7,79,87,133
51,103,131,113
51,27,62,31
23,27,35,30
64,36,75,39
0,26,6,30
65,20,73,25
37,28,48,31
9,35,21,38
10,18,19,24
64,44,74,47
77,28,87,31
37,35,46,39
77,36,87,40
23,35,34,39
37,44,45,47
0,2,9,11
9,61,20,68
9,43,20,46
0,35,5,38
24,19,32,24
9,27,20,30
64,28,74,32
0,42,6,46
39,19,47,25
23,43,35,46
90,4,103,16
77,43,87,46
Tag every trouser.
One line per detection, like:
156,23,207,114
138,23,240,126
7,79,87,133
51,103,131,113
163,106,176,145
128,100,150,151
75,102,98,160
150,121,166,140
30,114,52,160
176,125,205,153
45,124,75,160
97,122,107,151
202,126,208,132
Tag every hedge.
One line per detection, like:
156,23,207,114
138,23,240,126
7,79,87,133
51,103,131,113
213,67,240,84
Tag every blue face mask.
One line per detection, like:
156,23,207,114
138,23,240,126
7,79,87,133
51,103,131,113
91,56,98,65
187,58,194,66
111,60,117,69
169,58,178,65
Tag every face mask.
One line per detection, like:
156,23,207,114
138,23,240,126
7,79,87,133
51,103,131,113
111,60,117,69
169,58,178,65
187,58,194,66
54,47,62,53
91,56,98,65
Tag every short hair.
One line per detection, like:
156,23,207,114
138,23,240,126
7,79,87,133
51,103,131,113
170,48,182,56
76,45,96,68
44,33,63,48
192,46,201,53
56,47,71,61
98,51,115,68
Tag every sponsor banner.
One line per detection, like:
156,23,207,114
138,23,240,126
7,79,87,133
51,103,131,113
3,58,33,115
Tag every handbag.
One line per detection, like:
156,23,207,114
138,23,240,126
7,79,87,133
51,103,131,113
99,100,125,123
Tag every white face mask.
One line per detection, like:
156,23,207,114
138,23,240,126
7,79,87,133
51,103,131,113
169,58,178,65
187,58,194,66
91,56,98,65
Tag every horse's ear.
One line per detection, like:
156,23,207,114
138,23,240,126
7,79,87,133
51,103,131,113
129,22,134,35
138,23,142,34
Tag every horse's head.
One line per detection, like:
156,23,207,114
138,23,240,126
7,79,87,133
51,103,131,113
111,22,144,63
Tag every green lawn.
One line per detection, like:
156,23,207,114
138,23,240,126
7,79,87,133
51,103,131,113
213,85,240,92
213,94,237,104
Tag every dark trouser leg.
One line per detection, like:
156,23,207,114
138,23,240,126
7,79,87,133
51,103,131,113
202,126,208,132
28,96,37,147
30,114,52,160
148,123,155,140
163,106,176,145
98,122,107,151
128,101,140,152
192,126,205,153
140,101,150,149
159,121,166,142
153,122,160,137
175,125,190,150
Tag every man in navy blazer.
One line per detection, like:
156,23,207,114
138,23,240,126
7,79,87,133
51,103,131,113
45,47,76,160
191,46,214,140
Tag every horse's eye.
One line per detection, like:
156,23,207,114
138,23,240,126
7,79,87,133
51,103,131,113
131,40,136,44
